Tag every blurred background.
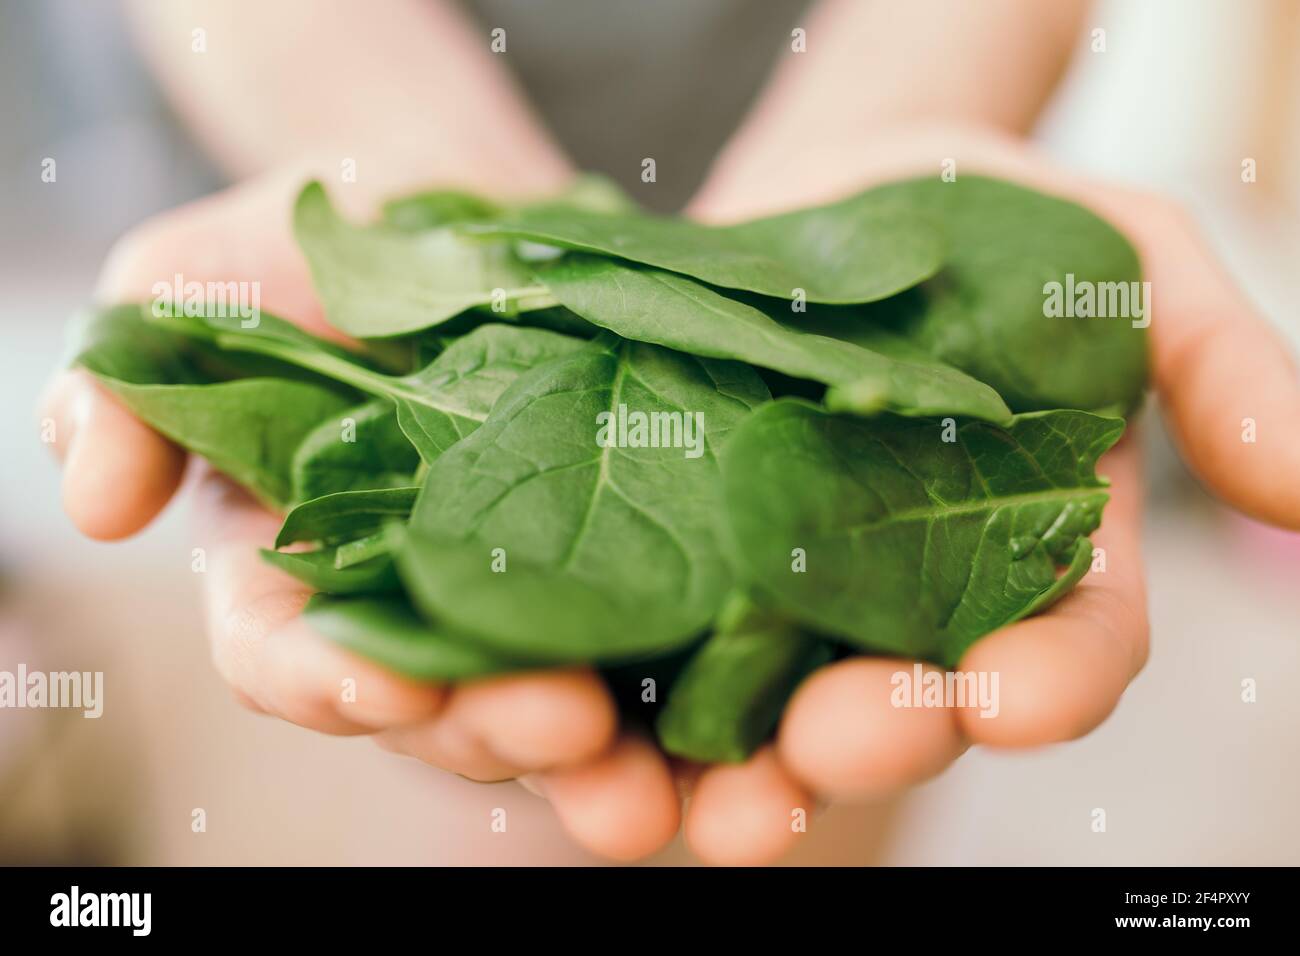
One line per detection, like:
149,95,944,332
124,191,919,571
1,0,1297,864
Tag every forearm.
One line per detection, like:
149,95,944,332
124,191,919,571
124,0,572,202
696,0,1089,215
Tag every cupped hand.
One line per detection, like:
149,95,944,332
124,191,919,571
40,168,683,861
526,123,1300,866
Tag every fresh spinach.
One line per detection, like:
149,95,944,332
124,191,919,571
209,320,587,462
399,335,771,660
382,173,636,232
291,400,420,501
260,546,400,595
385,323,588,461
467,185,944,304
721,399,1123,666
294,182,557,337
72,172,1151,765
333,531,393,569
541,256,1012,423
303,594,536,680
794,176,1148,413
383,190,502,231
275,487,418,549
74,306,357,509
656,598,832,763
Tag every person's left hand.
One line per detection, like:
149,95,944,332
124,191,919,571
519,123,1300,865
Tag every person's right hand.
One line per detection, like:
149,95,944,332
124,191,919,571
40,168,686,862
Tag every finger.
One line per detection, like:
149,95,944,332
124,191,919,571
683,746,813,866
43,370,187,540
532,735,681,862
375,715,526,782
1087,193,1300,530
441,668,617,768
957,438,1148,746
195,471,445,735
777,658,967,801
376,669,618,782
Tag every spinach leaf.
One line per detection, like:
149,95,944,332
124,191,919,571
383,191,501,231
545,173,640,215
275,487,418,549
294,182,557,337
209,321,588,462
399,336,771,661
468,186,944,303
303,594,537,680
74,306,356,509
396,532,706,663
333,532,392,569
386,323,588,461
291,400,420,501
260,546,400,594
656,598,832,763
151,305,372,364
798,176,1148,413
722,400,1124,666
541,256,1012,424
381,173,636,232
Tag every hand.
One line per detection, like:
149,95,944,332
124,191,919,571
40,167,684,861
575,121,1297,865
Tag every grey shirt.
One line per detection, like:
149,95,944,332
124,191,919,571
464,0,811,209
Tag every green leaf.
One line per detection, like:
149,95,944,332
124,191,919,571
721,400,1124,666
795,176,1149,413
334,532,392,569
275,487,418,549
209,321,588,463
656,599,832,763
293,181,555,337
540,257,1011,423
469,185,944,303
399,337,771,661
388,323,588,461
291,400,420,501
150,304,373,365
382,191,502,231
73,306,356,509
381,173,637,232
396,532,706,663
260,546,399,594
545,173,640,215
303,594,538,680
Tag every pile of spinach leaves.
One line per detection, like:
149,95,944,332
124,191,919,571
73,173,1146,763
